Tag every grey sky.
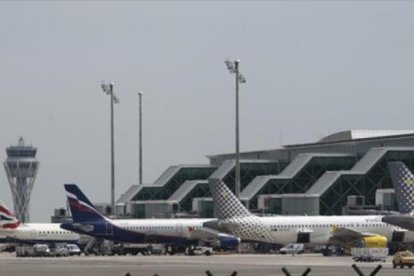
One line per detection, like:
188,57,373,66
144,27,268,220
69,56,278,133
1,2,414,222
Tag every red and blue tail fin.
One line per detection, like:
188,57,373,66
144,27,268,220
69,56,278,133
0,201,20,230
64,184,106,223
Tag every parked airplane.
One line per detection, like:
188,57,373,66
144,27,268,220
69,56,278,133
0,202,80,244
381,161,414,230
206,178,414,246
60,184,239,252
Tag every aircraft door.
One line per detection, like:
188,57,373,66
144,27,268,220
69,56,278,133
31,230,38,241
297,232,310,243
106,222,113,236
391,231,405,243
176,223,184,236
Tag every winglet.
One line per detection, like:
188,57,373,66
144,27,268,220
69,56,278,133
208,179,252,219
64,184,105,223
0,201,20,229
388,162,414,214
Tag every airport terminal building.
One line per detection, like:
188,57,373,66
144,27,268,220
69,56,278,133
116,130,414,219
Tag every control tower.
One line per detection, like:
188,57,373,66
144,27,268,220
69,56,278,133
3,137,39,222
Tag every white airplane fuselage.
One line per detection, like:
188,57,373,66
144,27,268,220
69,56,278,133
63,217,226,245
229,215,414,244
0,223,79,244
111,218,210,238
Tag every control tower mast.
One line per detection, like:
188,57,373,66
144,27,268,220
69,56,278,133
3,137,39,223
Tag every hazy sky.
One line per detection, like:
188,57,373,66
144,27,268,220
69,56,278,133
1,2,414,222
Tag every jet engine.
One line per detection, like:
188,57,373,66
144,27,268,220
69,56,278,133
217,234,240,250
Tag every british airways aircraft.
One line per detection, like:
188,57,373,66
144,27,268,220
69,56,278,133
206,178,414,246
60,184,239,251
0,202,80,244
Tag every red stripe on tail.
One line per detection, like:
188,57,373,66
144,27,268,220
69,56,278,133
0,205,13,216
2,221,20,229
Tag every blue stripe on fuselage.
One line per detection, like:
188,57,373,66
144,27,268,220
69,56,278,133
61,222,191,245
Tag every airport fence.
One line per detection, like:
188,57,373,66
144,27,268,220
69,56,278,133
125,264,383,276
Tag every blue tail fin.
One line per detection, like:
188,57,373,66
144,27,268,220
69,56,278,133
64,184,105,223
388,162,414,214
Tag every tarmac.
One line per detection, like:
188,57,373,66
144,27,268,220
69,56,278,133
0,252,412,276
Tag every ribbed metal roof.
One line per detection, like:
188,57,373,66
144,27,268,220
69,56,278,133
151,164,214,187
117,185,142,203
116,164,214,203
209,159,277,180
209,160,235,179
319,130,414,143
168,180,208,202
350,148,388,172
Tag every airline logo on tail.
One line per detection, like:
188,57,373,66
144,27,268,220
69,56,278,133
388,162,414,214
64,184,105,223
66,191,98,215
0,203,20,230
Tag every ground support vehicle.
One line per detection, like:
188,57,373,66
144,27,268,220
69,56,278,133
16,244,52,257
111,243,155,256
392,250,414,269
66,244,81,256
351,247,388,262
185,246,213,256
52,246,69,257
279,243,304,255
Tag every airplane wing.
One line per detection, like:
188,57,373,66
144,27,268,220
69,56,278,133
188,226,240,249
329,226,382,243
202,219,239,233
382,214,414,231
189,226,234,241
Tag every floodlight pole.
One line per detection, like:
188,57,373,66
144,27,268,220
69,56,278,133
109,83,115,216
225,59,245,199
138,91,143,185
101,81,117,216
234,60,240,199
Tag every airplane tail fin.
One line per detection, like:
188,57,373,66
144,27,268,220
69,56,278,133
388,161,414,214
64,184,106,223
0,201,20,229
208,179,253,219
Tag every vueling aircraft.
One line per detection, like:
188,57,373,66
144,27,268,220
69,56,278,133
206,178,414,247
60,184,239,252
382,161,414,230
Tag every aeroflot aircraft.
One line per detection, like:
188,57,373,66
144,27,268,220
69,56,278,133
382,161,414,230
0,202,80,244
206,178,414,246
60,184,239,251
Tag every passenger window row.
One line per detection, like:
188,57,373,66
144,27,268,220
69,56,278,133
269,223,386,230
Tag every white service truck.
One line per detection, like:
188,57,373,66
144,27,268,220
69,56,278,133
16,244,51,257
